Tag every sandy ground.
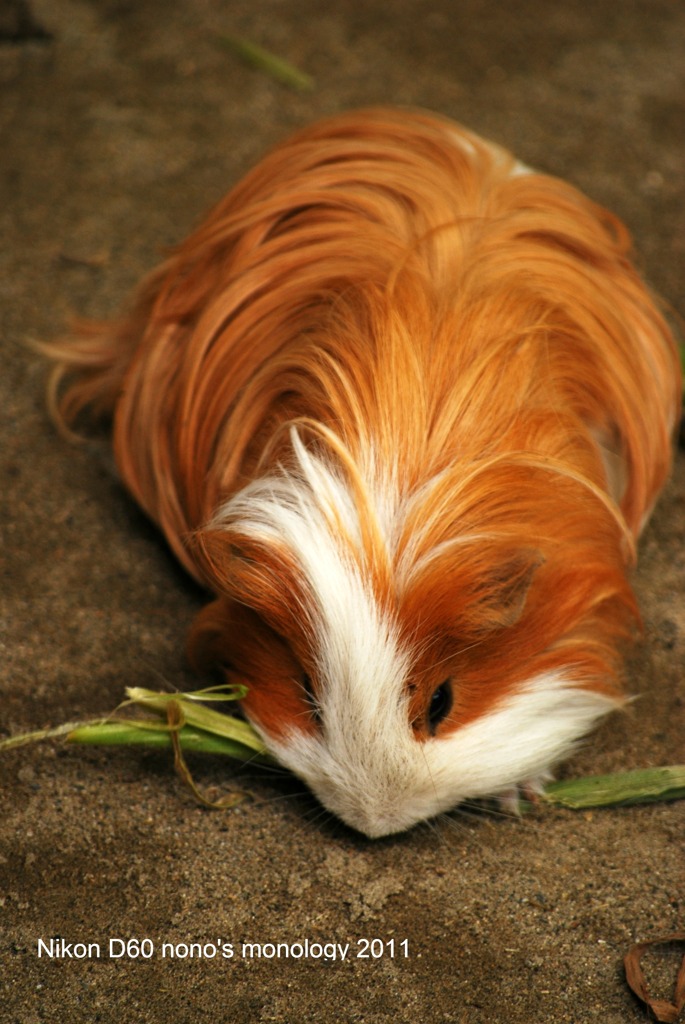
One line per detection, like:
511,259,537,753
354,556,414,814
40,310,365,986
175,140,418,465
1,1,683,1021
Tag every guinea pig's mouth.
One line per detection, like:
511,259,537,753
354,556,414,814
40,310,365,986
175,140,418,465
310,788,436,839
256,726,458,839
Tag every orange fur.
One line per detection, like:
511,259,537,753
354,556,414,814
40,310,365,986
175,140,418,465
46,108,680,753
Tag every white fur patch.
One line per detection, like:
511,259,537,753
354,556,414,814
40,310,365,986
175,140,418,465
214,427,411,747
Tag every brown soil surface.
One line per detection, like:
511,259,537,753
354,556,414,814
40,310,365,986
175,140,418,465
1,1,683,1021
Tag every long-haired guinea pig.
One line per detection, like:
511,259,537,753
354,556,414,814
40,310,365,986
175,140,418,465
46,107,681,838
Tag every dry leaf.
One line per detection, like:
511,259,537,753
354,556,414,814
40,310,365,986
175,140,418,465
624,933,685,1023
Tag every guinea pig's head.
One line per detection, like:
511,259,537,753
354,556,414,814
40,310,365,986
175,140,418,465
190,434,630,839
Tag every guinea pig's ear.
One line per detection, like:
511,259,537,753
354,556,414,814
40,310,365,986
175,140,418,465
187,595,300,682
187,595,318,737
193,524,312,642
187,595,237,677
480,547,544,630
193,524,296,626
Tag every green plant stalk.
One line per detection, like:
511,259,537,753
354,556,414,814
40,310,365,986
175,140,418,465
65,683,276,764
122,685,270,755
67,719,273,763
218,34,314,92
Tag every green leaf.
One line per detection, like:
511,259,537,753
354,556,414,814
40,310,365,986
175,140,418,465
541,765,685,809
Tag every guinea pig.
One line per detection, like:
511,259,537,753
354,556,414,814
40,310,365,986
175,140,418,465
47,107,681,838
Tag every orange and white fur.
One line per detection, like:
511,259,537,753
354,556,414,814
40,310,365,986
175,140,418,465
48,108,681,837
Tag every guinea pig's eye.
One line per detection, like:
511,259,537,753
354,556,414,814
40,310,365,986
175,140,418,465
427,679,453,734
